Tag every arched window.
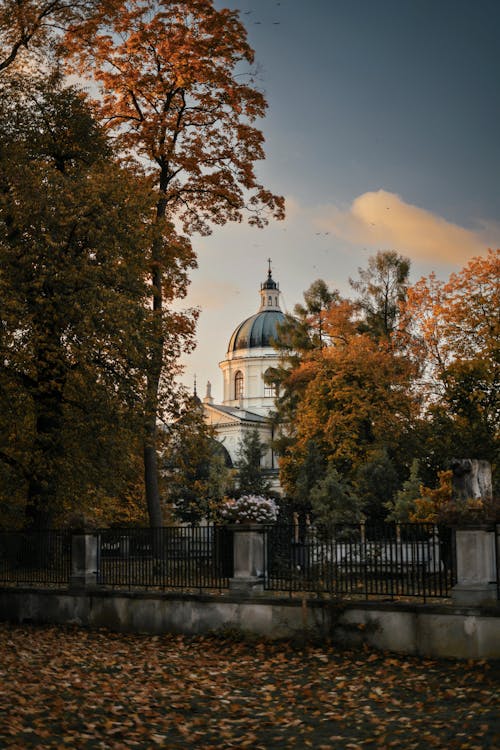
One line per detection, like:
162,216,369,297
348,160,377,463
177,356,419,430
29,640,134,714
268,295,272,306
234,370,244,399
264,368,277,398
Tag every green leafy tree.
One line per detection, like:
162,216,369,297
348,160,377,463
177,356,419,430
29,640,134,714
293,279,340,350
64,0,285,527
289,439,326,513
350,250,410,340
385,459,422,522
161,394,234,523
268,280,341,461
0,74,161,526
310,465,363,534
354,448,400,523
236,429,271,497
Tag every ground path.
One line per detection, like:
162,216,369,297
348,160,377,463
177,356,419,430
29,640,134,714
0,623,498,748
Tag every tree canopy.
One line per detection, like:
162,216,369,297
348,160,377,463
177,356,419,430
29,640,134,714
0,0,283,528
272,250,499,521
62,0,284,526
0,74,158,526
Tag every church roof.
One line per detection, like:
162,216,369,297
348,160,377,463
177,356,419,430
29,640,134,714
227,310,285,353
204,403,268,424
227,263,285,353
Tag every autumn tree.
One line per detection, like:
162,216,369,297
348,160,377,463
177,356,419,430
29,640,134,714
0,73,190,526
0,0,117,74
277,298,417,520
267,280,341,460
63,0,284,526
400,250,499,470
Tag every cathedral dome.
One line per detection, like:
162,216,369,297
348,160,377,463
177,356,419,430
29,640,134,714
227,309,285,353
227,264,285,353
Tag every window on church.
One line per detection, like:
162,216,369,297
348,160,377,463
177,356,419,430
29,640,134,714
234,370,244,399
264,368,277,398
268,295,272,305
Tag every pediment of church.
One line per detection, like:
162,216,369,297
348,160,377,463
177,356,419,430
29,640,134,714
203,403,268,427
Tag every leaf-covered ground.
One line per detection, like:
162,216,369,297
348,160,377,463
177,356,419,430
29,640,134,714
0,623,498,749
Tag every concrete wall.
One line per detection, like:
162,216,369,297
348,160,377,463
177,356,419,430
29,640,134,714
1,587,499,660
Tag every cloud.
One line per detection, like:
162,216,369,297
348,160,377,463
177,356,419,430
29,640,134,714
315,190,497,264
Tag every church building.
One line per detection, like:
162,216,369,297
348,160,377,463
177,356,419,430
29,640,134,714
202,264,286,492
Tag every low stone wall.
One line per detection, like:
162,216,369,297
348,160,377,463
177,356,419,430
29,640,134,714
1,586,499,660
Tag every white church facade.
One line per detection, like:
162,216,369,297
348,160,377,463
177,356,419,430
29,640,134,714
202,265,285,492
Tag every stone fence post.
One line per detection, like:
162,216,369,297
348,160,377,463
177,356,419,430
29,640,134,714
70,532,99,589
452,525,497,605
228,524,267,595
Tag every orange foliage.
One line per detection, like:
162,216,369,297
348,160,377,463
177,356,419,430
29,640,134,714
411,469,499,524
281,316,417,483
399,249,500,393
63,0,285,233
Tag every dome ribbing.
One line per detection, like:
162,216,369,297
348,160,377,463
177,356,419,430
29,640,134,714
227,263,284,353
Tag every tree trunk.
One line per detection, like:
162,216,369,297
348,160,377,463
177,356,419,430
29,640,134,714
25,383,65,529
144,421,163,528
24,326,67,529
143,190,167,528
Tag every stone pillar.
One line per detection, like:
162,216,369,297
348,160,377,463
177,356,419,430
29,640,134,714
70,533,99,589
452,525,497,605
229,524,266,595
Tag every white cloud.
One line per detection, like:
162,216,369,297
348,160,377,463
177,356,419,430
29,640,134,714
314,189,497,264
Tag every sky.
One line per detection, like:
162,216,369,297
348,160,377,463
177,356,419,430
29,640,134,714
178,0,500,403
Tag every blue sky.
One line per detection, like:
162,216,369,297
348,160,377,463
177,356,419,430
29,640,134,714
180,0,500,402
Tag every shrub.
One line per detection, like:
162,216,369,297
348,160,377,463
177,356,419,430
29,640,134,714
219,495,278,524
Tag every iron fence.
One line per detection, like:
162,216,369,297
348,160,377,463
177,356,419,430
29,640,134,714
0,529,71,586
96,526,233,591
496,523,500,603
0,522,459,600
265,522,454,601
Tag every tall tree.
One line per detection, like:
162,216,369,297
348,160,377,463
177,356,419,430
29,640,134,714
64,0,284,526
267,280,340,448
350,250,410,340
0,74,189,526
0,0,113,74
400,250,499,465
236,429,271,497
161,392,234,523
293,279,340,350
309,465,363,533
354,448,400,523
277,297,418,519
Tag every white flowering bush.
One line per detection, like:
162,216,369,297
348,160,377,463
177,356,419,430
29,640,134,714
219,495,278,524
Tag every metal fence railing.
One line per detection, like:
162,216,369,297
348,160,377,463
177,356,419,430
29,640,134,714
0,522,459,600
265,523,454,601
0,530,72,586
496,523,500,604
96,526,233,591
